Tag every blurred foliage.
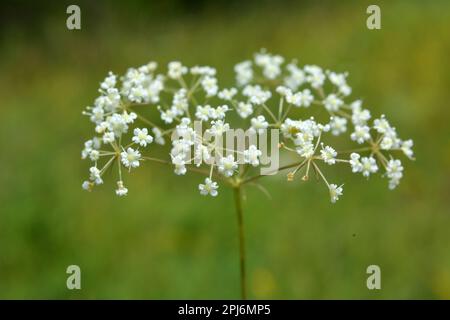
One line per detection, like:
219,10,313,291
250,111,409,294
0,0,449,299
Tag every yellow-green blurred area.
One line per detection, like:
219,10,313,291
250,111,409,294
0,0,449,299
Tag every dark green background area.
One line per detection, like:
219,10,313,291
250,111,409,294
0,0,449,299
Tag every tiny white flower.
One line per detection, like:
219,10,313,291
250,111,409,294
298,89,314,107
209,120,230,136
132,128,153,147
90,106,104,124
361,156,378,177
172,154,187,175
351,125,371,144
254,50,284,79
329,116,347,136
350,99,363,111
328,71,347,88
195,105,212,121
121,147,141,169
172,89,189,112
190,65,216,76
89,166,103,185
115,181,128,196
218,155,238,177
234,60,253,86
89,150,100,162
199,178,219,197
236,102,253,118
210,105,229,120
82,180,93,191
250,115,269,134
107,113,129,137
329,184,343,203
352,108,371,126
386,159,404,189
327,71,351,96
305,65,325,88
201,76,218,97
80,137,92,152
284,62,305,90
218,88,237,101
401,139,414,159
243,85,271,105
373,115,391,134
244,145,262,166
320,145,337,165
168,61,188,79
323,94,343,112
280,118,301,139
276,86,292,97
152,127,165,145
380,136,394,150
160,106,181,124
349,153,363,173
296,141,314,158
128,86,148,103
286,89,313,108
100,71,117,90
339,84,352,96
102,132,115,144
95,121,109,133
102,88,121,112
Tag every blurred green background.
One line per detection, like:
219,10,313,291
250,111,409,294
0,0,449,299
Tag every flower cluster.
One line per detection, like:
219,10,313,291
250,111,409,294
81,49,414,203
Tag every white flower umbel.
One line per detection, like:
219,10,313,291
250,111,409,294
81,49,414,201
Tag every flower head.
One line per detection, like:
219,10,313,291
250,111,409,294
329,184,343,203
199,178,219,197
361,156,378,177
81,50,414,201
218,155,238,177
115,181,128,196
121,148,141,169
132,128,153,147
320,145,337,165
244,145,262,167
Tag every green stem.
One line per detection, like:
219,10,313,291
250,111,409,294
233,185,247,300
